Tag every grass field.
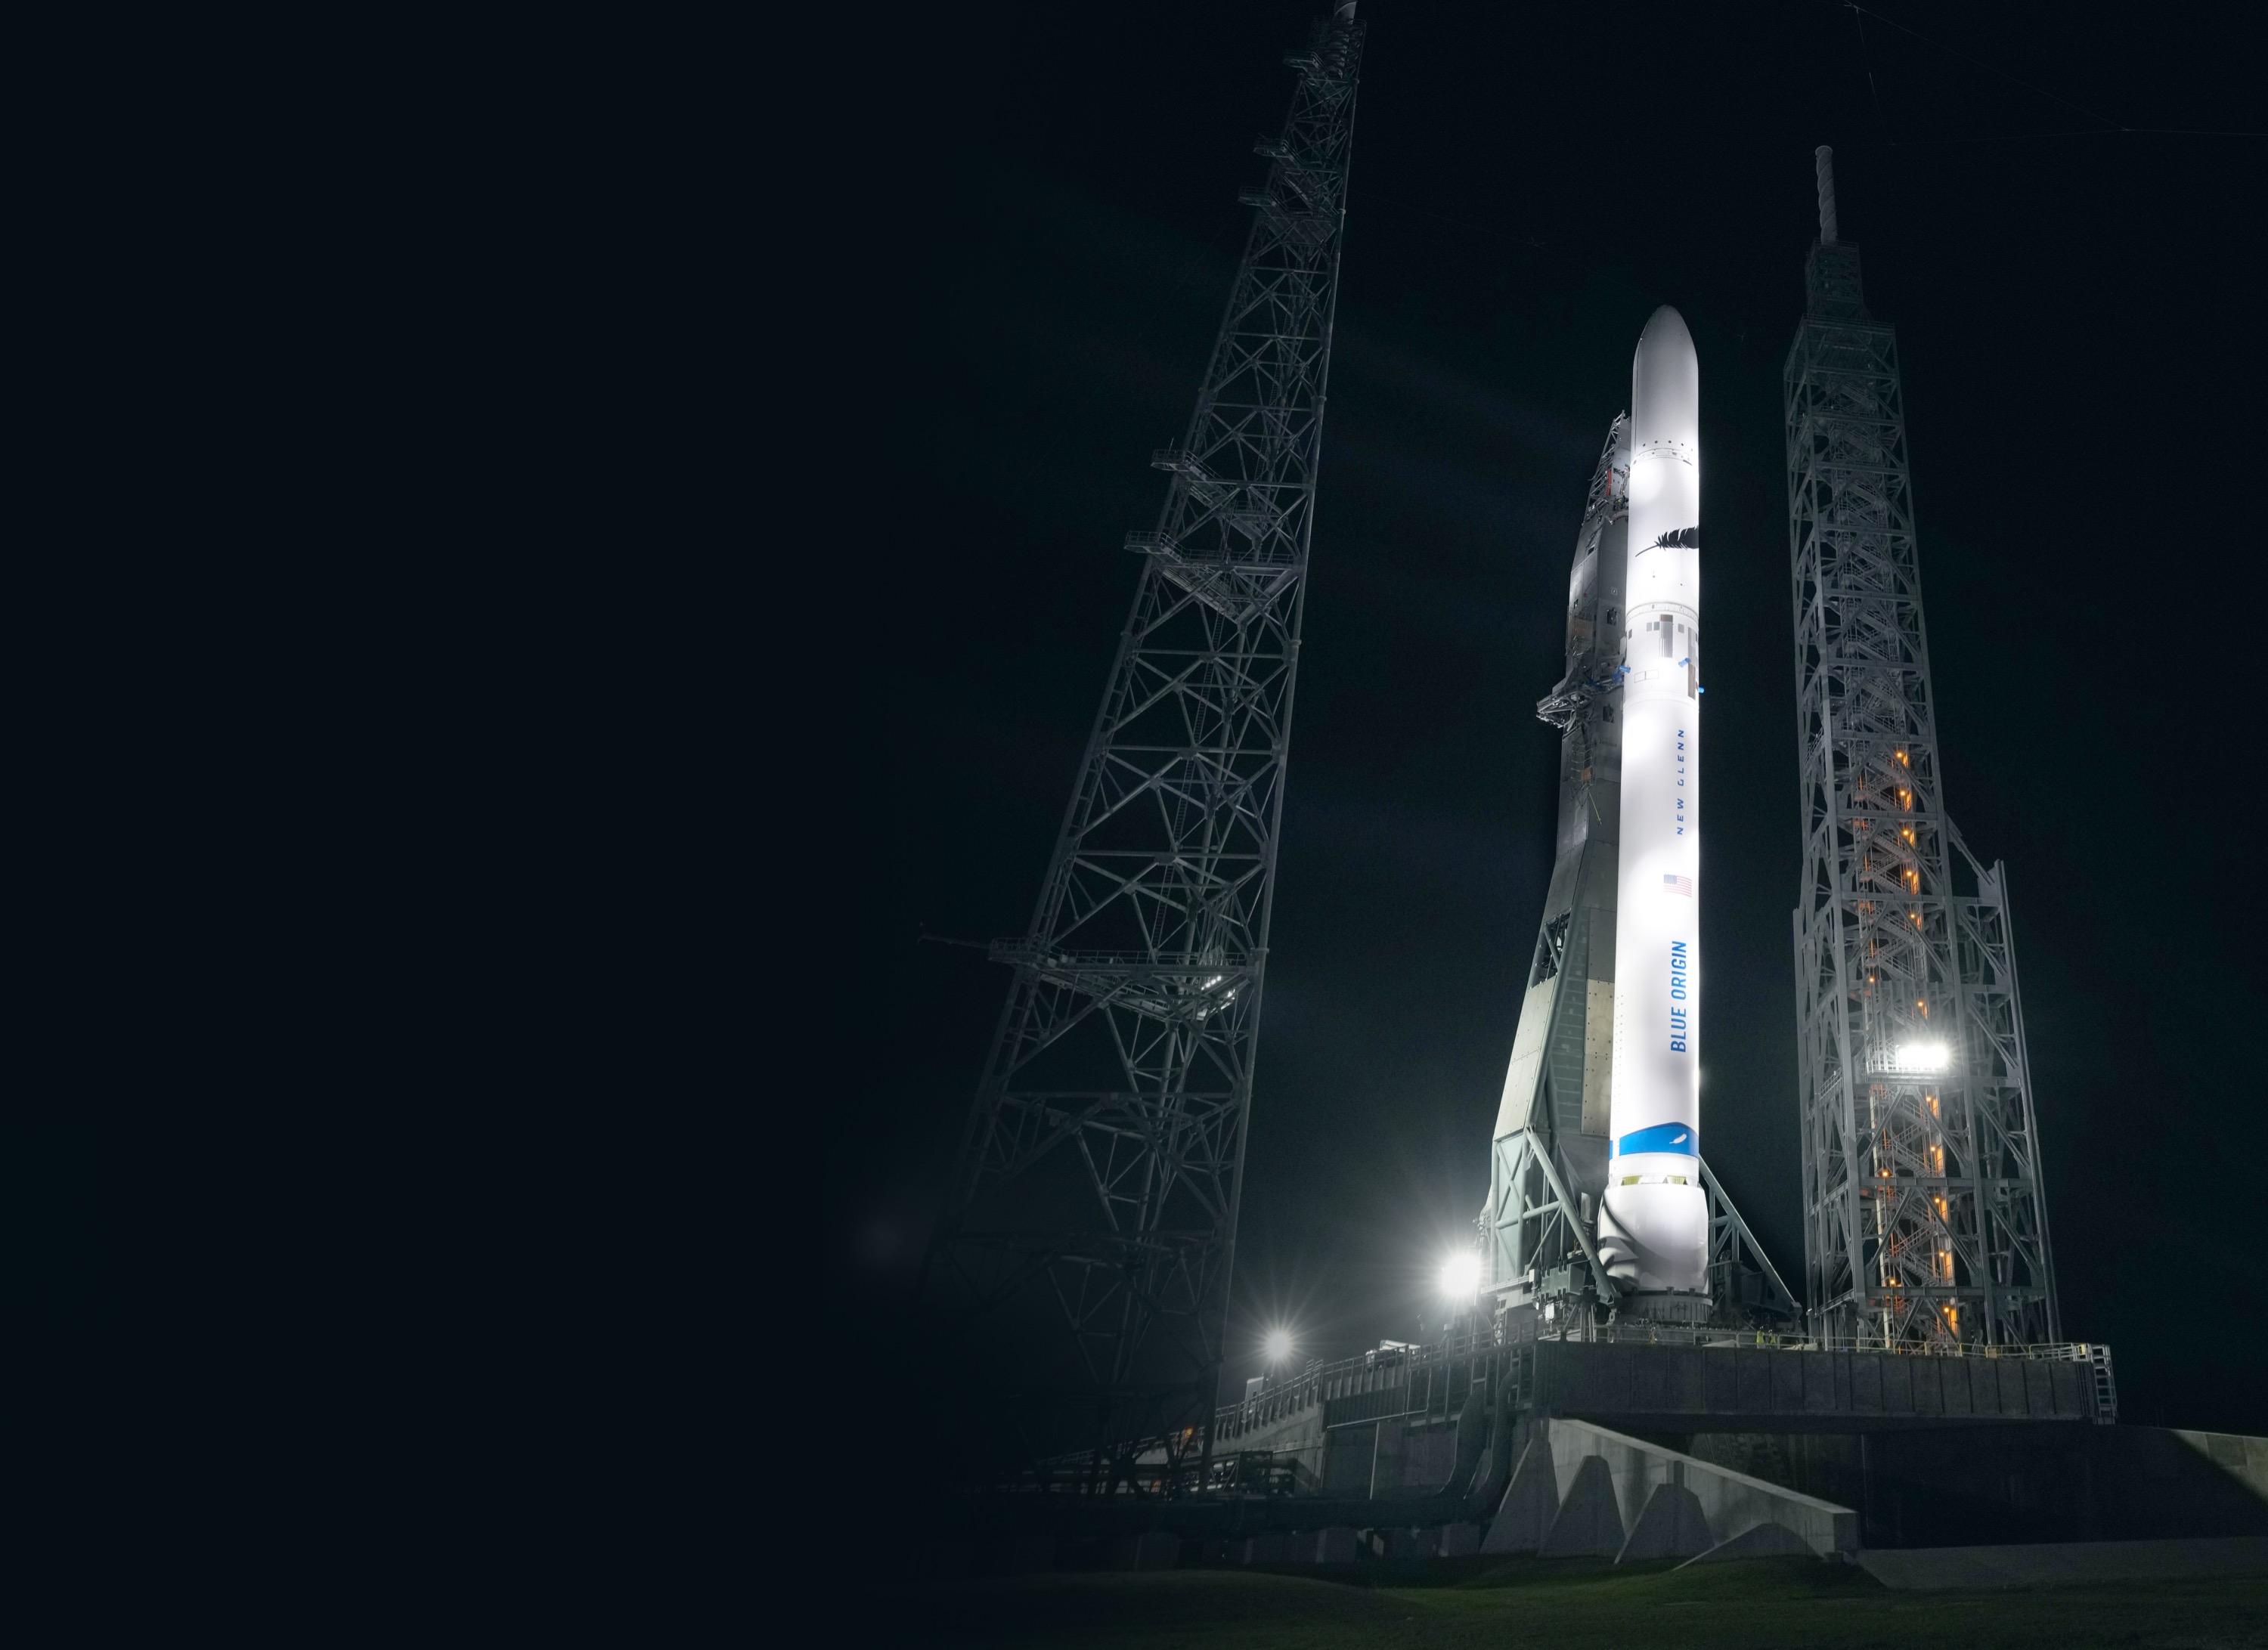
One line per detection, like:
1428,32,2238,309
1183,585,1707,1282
896,1555,2268,1648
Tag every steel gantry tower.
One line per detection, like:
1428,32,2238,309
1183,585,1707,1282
928,3,1365,1475
1786,150,2059,1349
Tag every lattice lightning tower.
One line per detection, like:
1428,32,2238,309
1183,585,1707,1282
1786,150,2059,1348
927,4,1365,1472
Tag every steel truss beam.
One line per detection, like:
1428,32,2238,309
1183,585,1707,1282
926,8,1365,1473
1785,237,2059,1349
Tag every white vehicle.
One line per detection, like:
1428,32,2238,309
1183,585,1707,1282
1597,306,1710,1311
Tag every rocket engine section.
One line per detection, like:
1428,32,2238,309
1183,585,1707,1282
1597,306,1709,1311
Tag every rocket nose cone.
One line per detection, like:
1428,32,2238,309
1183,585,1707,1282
1637,305,1692,355
1633,305,1698,423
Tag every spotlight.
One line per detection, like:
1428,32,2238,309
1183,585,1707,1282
1438,1250,1482,1301
1892,1040,1950,1073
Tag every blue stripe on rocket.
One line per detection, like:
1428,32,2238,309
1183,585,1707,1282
1616,1122,1697,1157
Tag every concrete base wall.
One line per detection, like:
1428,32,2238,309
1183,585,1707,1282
1315,1416,1464,1501
1238,1531,1296,1565
1321,1426,1371,1495
1481,1432,1560,1553
1538,1455,1625,1556
1672,1422,2268,1548
1484,1416,1856,1562
1620,1483,1712,1561
1368,1420,1405,1498
1403,1426,1458,1491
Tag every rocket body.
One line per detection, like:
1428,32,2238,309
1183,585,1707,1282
1597,307,1709,1302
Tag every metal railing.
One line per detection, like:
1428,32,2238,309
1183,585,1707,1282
1213,1326,2116,1443
1216,1326,1504,1444
1577,1323,2111,1363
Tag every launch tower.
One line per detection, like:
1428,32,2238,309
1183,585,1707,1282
1786,150,2059,1348
927,5,1365,1475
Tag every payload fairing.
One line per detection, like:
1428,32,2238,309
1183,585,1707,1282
1594,307,1709,1308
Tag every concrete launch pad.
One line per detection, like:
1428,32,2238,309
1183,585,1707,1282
1191,1334,2266,1559
947,1333,2263,1580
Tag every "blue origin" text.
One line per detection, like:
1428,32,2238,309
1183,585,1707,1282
1668,940,1690,1052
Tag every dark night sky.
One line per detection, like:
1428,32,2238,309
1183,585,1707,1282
832,2,2266,1435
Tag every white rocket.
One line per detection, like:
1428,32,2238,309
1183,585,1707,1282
1594,307,1709,1308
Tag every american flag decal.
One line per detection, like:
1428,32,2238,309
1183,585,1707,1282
1662,874,1693,897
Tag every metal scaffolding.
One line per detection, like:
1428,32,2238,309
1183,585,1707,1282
926,5,1365,1477
1785,150,2059,1348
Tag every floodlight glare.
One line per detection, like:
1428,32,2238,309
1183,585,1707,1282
1264,1327,1294,1364
1892,1041,1950,1073
1438,1250,1483,1301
